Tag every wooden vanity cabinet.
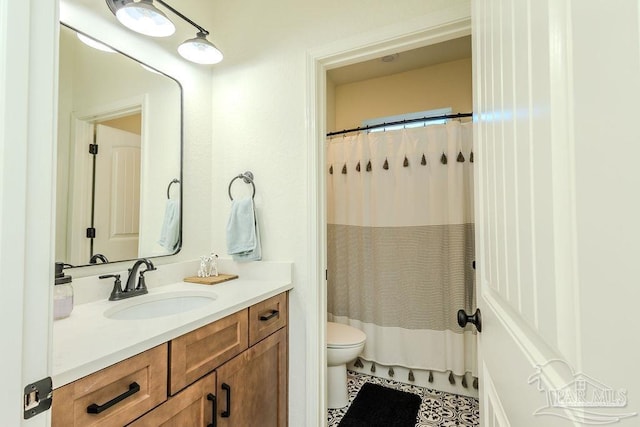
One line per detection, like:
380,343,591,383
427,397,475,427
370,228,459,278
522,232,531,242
52,292,288,427
160,292,288,427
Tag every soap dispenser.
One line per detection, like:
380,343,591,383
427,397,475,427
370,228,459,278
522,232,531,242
54,262,73,320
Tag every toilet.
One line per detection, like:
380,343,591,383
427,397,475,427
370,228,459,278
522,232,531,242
326,322,367,409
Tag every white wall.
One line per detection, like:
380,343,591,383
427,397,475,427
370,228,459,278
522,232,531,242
206,1,471,425
59,1,213,274
571,0,640,411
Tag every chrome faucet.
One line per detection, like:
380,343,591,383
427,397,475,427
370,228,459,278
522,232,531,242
99,258,157,301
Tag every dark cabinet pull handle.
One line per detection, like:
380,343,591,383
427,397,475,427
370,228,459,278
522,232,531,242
457,308,482,333
207,393,217,427
259,310,279,321
86,382,140,414
221,383,231,418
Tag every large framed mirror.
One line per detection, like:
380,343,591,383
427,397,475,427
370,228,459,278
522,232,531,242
56,24,183,268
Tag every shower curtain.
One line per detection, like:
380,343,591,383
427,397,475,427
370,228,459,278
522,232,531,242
326,121,476,379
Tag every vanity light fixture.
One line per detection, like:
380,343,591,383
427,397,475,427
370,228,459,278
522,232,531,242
106,0,223,65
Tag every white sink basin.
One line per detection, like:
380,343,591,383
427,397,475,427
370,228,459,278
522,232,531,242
104,291,218,320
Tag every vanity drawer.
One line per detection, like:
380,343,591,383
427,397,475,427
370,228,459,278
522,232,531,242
249,292,288,346
52,344,168,427
169,309,248,395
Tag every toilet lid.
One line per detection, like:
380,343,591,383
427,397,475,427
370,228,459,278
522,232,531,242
327,322,366,347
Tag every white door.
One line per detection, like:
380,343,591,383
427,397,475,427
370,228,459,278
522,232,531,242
93,124,141,262
0,0,57,425
473,0,640,425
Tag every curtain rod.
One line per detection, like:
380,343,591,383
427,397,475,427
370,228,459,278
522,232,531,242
326,112,473,137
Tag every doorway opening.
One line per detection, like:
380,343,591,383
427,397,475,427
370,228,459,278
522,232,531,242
305,13,473,425
324,37,477,425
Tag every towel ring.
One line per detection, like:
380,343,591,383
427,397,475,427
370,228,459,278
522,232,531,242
167,178,180,199
228,171,255,201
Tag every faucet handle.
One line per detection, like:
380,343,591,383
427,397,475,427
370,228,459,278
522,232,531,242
137,267,155,292
99,274,123,301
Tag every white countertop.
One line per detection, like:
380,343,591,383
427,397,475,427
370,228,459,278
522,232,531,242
52,278,292,388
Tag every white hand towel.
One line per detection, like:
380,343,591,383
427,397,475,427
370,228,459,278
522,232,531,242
232,212,261,262
226,197,257,255
158,199,180,251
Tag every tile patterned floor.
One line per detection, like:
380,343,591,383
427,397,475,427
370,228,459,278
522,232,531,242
328,370,479,427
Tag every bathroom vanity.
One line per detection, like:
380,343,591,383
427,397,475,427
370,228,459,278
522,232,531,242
51,270,291,427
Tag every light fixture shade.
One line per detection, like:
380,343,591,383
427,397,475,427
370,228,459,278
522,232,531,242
116,0,175,37
77,33,115,53
178,32,223,65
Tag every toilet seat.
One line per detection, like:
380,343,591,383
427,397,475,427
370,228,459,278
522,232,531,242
327,322,366,348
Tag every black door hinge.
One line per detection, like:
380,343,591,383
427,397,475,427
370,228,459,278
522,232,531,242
86,227,96,238
325,269,328,280
24,377,52,419
89,143,99,155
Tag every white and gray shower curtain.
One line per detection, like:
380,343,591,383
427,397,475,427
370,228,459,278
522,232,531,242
327,121,476,378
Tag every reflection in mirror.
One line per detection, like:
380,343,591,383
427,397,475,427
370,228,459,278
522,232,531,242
56,24,182,268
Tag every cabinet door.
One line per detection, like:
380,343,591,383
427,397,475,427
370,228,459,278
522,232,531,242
128,372,216,427
216,327,287,427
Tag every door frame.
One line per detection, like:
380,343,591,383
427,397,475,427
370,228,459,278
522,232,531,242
305,4,471,425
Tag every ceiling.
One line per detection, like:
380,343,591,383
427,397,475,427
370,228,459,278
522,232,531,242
327,35,472,86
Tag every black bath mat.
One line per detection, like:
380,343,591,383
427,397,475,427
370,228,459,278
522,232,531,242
338,382,421,427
